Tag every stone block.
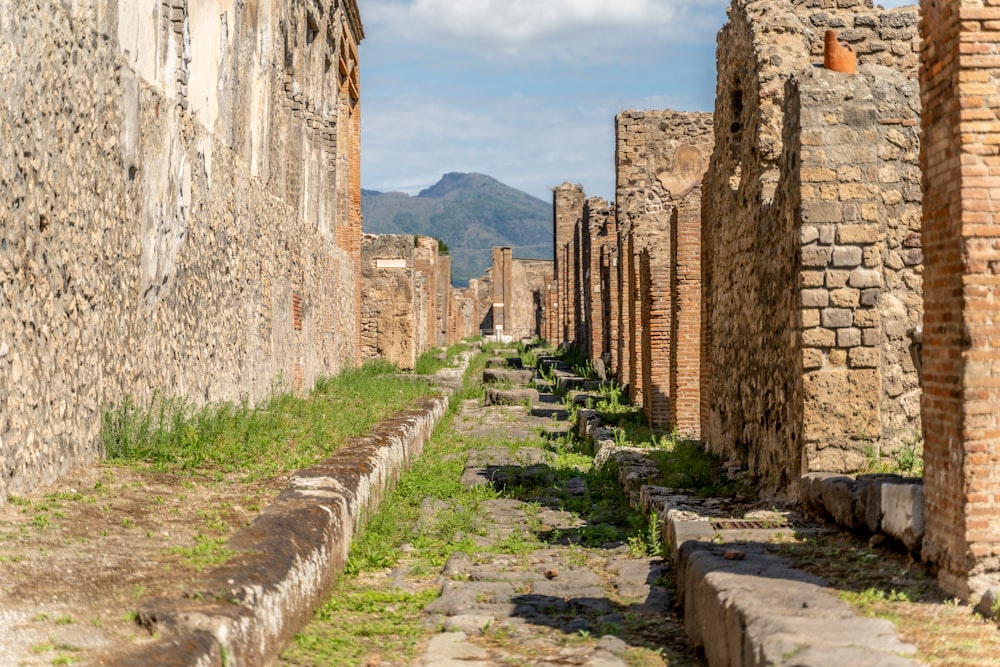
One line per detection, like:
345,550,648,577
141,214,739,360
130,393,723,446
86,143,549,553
849,347,881,368
832,246,863,267
822,308,853,328
860,288,880,307
483,368,533,385
838,224,880,244
801,247,833,267
837,327,862,347
801,309,821,328
881,481,924,552
802,328,836,347
802,203,843,225
484,388,539,406
800,271,825,288
802,289,830,308
802,348,825,370
829,287,860,308
803,369,880,444
849,268,882,288
825,270,850,288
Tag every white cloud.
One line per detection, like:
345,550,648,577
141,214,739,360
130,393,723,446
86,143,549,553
363,0,726,61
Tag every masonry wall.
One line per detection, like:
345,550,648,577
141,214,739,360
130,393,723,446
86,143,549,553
703,0,921,488
361,234,416,369
510,259,552,340
616,110,713,433
919,0,1000,598
436,255,452,347
0,1,363,503
554,184,586,347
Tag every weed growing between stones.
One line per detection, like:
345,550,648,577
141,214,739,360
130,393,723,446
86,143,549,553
100,360,438,479
282,347,694,667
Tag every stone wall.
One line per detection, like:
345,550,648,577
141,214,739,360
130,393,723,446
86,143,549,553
0,0,363,503
616,111,713,433
510,259,552,341
481,248,551,341
702,0,921,488
361,234,416,369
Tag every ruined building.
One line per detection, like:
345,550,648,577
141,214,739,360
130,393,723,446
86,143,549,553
552,109,714,436
0,1,364,503
361,234,453,369
553,0,922,483
702,0,922,487
484,247,551,342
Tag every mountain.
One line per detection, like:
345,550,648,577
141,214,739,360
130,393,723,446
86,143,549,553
361,173,553,286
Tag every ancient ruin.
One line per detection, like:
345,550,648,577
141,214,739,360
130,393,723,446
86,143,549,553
544,0,1000,601
0,1,367,502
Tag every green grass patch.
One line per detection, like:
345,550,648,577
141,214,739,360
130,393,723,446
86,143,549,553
284,588,439,666
100,360,437,480
169,534,235,571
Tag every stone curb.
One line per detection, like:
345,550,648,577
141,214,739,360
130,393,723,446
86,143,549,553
799,472,924,552
571,401,923,667
107,394,451,666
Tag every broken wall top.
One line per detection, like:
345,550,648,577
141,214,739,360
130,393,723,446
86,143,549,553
715,0,919,172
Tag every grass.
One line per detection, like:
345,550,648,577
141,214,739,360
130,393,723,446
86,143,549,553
100,360,438,480
862,431,924,477
281,344,701,667
768,531,1000,665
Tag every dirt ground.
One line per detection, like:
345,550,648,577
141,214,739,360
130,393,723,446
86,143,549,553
0,463,285,666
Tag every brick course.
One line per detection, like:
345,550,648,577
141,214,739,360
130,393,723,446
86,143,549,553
920,0,1000,598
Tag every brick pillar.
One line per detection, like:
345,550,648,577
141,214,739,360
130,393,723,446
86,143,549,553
616,223,631,387
554,184,585,347
605,243,620,375
626,228,643,403
673,196,703,439
920,0,1000,598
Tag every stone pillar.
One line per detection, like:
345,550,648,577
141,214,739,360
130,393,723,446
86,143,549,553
920,0,1000,598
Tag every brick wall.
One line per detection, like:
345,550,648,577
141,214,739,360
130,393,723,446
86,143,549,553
616,110,713,429
920,0,1000,598
554,183,585,346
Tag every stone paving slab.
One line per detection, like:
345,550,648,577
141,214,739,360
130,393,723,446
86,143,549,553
418,381,694,667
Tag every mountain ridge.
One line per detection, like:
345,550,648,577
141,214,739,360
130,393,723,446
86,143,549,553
361,173,553,286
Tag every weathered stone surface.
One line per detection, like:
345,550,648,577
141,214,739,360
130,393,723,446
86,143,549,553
881,480,924,552
116,395,449,667
0,1,366,504
482,369,533,385
484,388,539,407
677,542,920,667
702,0,921,491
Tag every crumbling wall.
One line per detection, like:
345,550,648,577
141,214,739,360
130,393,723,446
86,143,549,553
616,110,713,432
0,1,363,502
702,0,920,487
510,259,553,340
361,234,416,369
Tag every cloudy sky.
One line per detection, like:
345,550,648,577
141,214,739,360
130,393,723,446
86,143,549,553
358,0,909,202
358,0,726,202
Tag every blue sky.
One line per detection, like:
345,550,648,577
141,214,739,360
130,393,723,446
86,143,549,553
358,0,910,202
